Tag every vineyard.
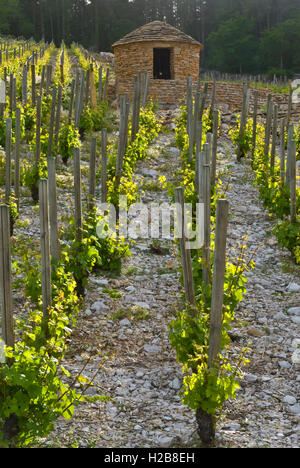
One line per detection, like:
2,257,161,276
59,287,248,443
0,36,299,449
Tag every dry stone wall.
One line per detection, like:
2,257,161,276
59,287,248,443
201,81,300,121
113,40,201,107
111,46,300,119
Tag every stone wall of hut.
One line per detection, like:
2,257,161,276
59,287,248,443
113,40,201,107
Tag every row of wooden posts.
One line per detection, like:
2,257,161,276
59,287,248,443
200,69,291,87
0,44,110,119
0,47,52,118
115,72,150,190
0,125,110,347
0,39,35,65
178,77,299,370
239,82,298,224
177,77,228,367
0,69,149,351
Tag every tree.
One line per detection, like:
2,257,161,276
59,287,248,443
0,0,23,35
205,13,259,73
259,16,300,75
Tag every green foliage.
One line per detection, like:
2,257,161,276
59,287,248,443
22,156,48,202
0,249,104,447
84,208,131,274
105,100,161,210
79,102,110,137
229,115,253,158
273,220,300,262
206,14,258,74
259,17,300,74
58,121,81,164
62,236,99,295
169,106,251,421
232,114,300,264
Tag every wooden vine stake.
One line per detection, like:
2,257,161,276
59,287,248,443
196,199,229,447
186,77,193,144
237,83,248,160
0,77,5,118
47,157,59,263
84,68,90,108
39,179,51,324
73,147,83,243
251,90,258,167
279,118,285,185
31,64,36,106
89,137,97,211
208,199,229,366
75,70,85,128
54,85,63,150
68,78,76,124
22,65,27,105
174,187,196,311
103,68,110,102
35,95,42,164
195,122,203,196
101,129,108,204
98,66,103,102
90,64,97,109
270,103,278,170
131,74,141,142
14,108,21,212
289,140,297,224
202,142,211,287
141,72,150,107
47,87,57,159
115,95,129,190
0,205,14,348
5,118,12,205
199,82,208,122
211,109,218,187
189,86,201,160
286,83,292,128
264,95,273,159
285,124,294,187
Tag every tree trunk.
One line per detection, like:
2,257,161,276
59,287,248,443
196,408,215,446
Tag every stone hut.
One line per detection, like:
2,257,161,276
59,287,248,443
112,20,203,107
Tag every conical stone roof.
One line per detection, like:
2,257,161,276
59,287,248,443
112,20,203,48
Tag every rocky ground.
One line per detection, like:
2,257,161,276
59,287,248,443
33,108,299,449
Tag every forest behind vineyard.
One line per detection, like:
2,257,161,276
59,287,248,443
0,0,300,77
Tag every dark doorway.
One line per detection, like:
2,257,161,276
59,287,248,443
153,48,172,79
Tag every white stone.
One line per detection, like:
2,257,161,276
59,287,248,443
91,301,109,312
283,396,297,405
139,168,158,177
244,374,258,383
291,316,300,325
279,361,291,369
158,436,173,447
287,307,300,316
120,318,131,327
134,302,150,310
287,282,300,293
171,377,181,390
0,80,5,104
134,425,143,431
144,344,160,354
273,312,287,320
289,404,300,415
291,338,300,348
90,278,109,287
291,349,300,365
